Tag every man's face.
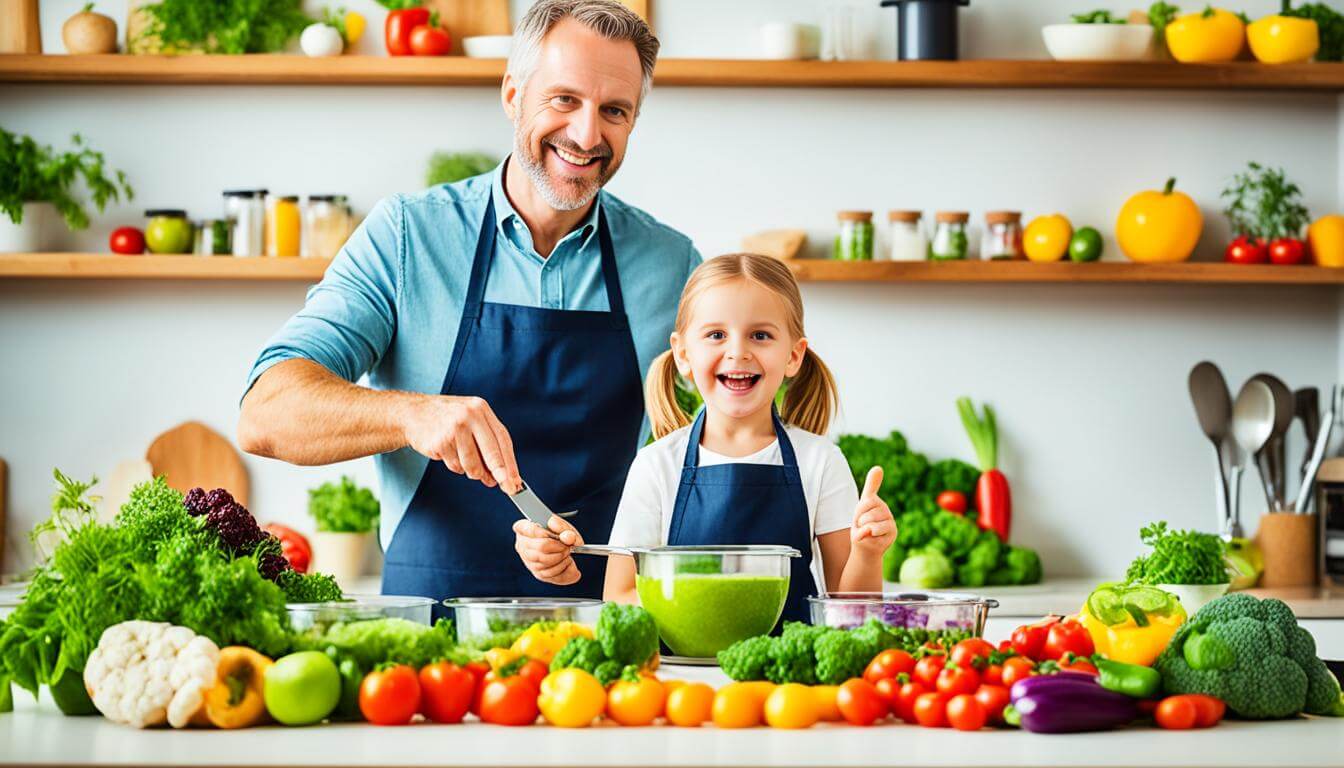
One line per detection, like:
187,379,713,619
504,19,643,211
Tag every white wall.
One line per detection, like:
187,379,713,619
3,0,1338,579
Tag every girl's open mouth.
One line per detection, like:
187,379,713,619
717,372,761,392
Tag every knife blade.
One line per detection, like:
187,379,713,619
507,482,578,526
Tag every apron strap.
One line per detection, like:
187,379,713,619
595,205,626,315
461,194,498,320
681,407,800,469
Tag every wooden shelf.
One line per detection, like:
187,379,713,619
0,253,331,280
785,259,1344,285
1,54,1342,91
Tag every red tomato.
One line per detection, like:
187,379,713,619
478,675,540,726
1224,235,1268,265
516,660,549,691
1154,696,1198,730
946,693,987,731
359,665,421,726
864,649,915,683
912,692,950,728
981,663,1004,687
949,639,995,670
385,8,430,55
262,523,311,573
1184,694,1226,728
835,678,887,726
466,661,490,716
893,680,928,723
935,666,980,697
1269,237,1307,266
873,676,900,709
109,226,145,255
418,661,476,724
936,490,967,513
973,684,1010,723
1041,620,1094,661
1056,654,1099,676
1000,657,1036,688
1009,616,1059,660
409,23,452,55
913,655,946,688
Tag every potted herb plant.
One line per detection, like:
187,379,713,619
1125,521,1232,614
0,128,133,252
1221,161,1311,266
307,475,380,586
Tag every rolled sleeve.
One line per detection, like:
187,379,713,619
243,195,403,397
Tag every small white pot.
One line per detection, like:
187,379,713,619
0,202,49,252
1156,582,1230,616
1042,23,1156,61
310,530,374,587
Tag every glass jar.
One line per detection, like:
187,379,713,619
143,209,193,255
888,210,926,261
194,219,232,256
982,210,1024,261
930,211,970,261
223,189,266,258
266,194,301,258
833,210,874,261
302,195,352,260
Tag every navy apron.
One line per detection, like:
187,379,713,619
666,408,817,627
382,195,644,615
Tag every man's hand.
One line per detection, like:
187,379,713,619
403,395,522,492
851,466,896,557
513,515,585,585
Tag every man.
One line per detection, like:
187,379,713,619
238,0,698,605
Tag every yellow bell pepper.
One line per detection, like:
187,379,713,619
1165,7,1245,63
1116,178,1203,263
1247,15,1319,64
509,621,594,665
204,646,273,729
485,646,524,672
1310,215,1344,268
1078,599,1186,667
538,669,607,728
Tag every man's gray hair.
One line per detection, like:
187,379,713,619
507,0,660,108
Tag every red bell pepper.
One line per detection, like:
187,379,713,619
383,3,430,56
957,397,1012,542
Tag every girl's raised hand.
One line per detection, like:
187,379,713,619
851,466,896,556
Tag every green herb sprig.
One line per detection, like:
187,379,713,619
1072,9,1128,23
1221,161,1311,242
1125,521,1230,585
0,129,133,230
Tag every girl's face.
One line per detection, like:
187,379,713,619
671,278,807,424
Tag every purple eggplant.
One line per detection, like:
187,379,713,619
1010,673,1139,734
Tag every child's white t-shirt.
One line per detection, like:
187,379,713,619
606,424,859,593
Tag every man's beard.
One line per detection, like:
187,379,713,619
512,117,618,212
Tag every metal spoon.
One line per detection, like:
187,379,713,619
1249,373,1295,511
1230,379,1274,538
1189,362,1232,534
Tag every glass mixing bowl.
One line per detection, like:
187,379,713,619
285,594,436,633
444,597,604,649
808,591,998,636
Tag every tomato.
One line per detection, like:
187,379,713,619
764,683,820,729
1269,237,1307,266
864,649,915,683
478,675,539,726
949,639,994,670
836,678,887,726
385,8,430,55
873,677,900,710
711,683,767,729
606,675,665,727
418,661,475,724
1000,657,1036,688
358,665,421,726
946,693,987,731
1024,214,1073,262
1166,694,1225,728
973,684,1010,723
912,692,950,728
465,661,490,716
109,226,145,255
1224,235,1268,265
893,680,928,723
1056,654,1098,676
812,685,843,722
1154,695,1199,730
665,682,714,727
1042,619,1094,661
936,490,967,514
409,23,451,56
913,655,946,688
263,523,311,573
1010,616,1059,660
516,660,549,691
981,663,1004,687
935,666,980,697
538,669,606,728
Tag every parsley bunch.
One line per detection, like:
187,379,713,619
0,128,133,230
138,0,311,54
1126,521,1230,585
1221,161,1311,242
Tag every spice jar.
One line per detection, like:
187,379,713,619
194,219,232,256
982,210,1024,261
834,210,874,261
265,194,301,258
223,189,266,258
144,209,193,255
930,211,970,261
302,195,352,260
888,210,926,261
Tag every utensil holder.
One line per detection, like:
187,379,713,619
1257,512,1318,588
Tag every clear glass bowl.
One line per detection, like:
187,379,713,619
444,597,604,649
285,594,436,633
808,591,997,636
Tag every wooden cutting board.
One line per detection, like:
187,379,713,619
0,0,42,54
146,422,250,508
98,458,155,524
426,0,511,54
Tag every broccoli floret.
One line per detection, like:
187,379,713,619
882,542,905,582
814,630,871,685
924,459,979,501
717,635,775,681
766,623,828,684
987,546,1042,585
848,619,898,660
930,511,979,558
895,510,935,550
957,531,1004,587
549,636,607,675
595,603,658,667
594,659,623,686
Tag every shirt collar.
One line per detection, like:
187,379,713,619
491,155,602,253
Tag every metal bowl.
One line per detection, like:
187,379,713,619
444,597,604,649
285,594,436,633
808,591,997,636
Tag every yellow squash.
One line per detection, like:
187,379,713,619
1116,178,1203,263
1310,215,1344,267
1166,8,1245,63
1247,15,1319,64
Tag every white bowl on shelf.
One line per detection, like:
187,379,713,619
1156,582,1230,615
1042,24,1155,61
462,35,513,58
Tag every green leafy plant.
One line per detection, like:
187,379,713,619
1126,521,1230,585
0,128,132,229
1072,9,1127,23
137,0,311,54
1148,2,1181,37
308,476,380,533
1284,2,1344,60
1221,162,1310,242
425,152,499,187
375,0,424,9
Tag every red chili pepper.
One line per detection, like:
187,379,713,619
958,398,1012,542
385,8,431,56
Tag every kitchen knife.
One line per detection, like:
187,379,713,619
506,483,624,556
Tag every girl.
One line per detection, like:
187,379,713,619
514,253,893,622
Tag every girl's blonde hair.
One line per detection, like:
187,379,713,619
646,253,839,440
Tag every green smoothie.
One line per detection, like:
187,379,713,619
636,574,789,658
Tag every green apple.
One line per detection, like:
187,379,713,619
264,651,341,726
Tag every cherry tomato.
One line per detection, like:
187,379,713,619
1225,235,1268,265
478,675,540,726
1010,616,1060,660
359,664,421,726
418,661,476,724
946,693,987,731
516,660,549,691
1269,237,1307,266
873,677,899,708
764,683,820,730
711,682,767,729
1177,694,1225,728
109,226,145,255
836,678,887,726
1000,657,1036,688
973,684,1010,723
981,663,1004,687
665,682,714,727
409,23,452,55
864,649,915,684
893,680,928,723
1154,695,1199,730
913,655,947,688
950,639,995,670
912,692,950,728
466,661,490,716
1041,619,1094,661
812,685,843,723
936,490,968,513
1056,654,1098,676
935,666,980,697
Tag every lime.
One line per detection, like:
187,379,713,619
1086,586,1129,626
1069,226,1103,262
1122,586,1173,613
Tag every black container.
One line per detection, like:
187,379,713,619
880,0,970,61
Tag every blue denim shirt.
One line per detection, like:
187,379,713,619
245,160,701,549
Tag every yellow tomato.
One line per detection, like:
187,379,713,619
1247,15,1319,64
712,682,767,728
665,682,714,727
1310,215,1344,268
1024,214,1073,262
1165,8,1245,63
606,675,665,726
812,685,843,722
343,11,366,45
764,684,820,729
537,669,606,728
1116,178,1203,263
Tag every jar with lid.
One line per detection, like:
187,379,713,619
302,195,352,260
834,210,874,261
929,211,970,261
223,189,266,257
888,210,926,261
981,210,1024,261
266,194,301,258
194,219,232,256
144,209,193,255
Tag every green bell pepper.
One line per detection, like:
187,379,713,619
1096,658,1161,699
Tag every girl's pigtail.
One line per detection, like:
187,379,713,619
782,347,838,436
645,349,693,440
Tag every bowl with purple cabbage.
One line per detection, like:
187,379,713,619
808,591,996,636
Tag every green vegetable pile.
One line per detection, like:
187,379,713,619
1,128,133,230
308,475,380,534
717,620,972,686
1125,521,1230,585
425,152,500,188
549,603,658,686
837,430,1041,587
136,0,311,54
1154,593,1344,719
292,617,473,670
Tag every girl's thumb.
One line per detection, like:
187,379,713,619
861,466,883,500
